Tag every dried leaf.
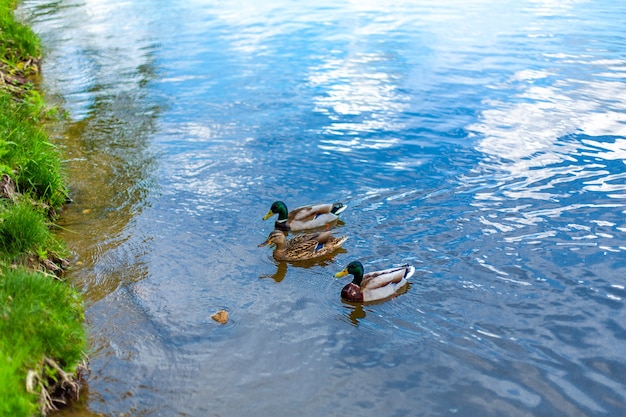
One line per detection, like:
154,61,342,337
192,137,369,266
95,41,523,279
211,310,228,324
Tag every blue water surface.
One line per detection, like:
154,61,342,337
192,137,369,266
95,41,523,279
21,0,626,416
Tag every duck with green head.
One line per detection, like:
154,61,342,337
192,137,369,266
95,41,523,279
263,200,347,231
258,229,348,262
334,261,415,302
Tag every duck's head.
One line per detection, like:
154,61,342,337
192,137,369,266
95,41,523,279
258,229,287,247
263,201,288,221
334,261,365,284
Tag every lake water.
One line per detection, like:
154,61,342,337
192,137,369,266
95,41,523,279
19,0,626,416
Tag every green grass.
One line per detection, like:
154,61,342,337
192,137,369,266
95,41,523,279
0,2,87,416
0,269,85,367
0,269,86,417
0,91,68,208
0,0,41,66
0,199,53,261
0,348,38,417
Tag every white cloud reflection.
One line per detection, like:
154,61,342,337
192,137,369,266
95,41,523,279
25,0,158,120
159,121,257,214
466,55,626,251
310,52,408,152
470,73,626,162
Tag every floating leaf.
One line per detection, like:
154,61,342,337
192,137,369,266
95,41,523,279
211,310,228,324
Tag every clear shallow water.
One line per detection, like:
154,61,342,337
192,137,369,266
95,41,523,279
19,0,626,416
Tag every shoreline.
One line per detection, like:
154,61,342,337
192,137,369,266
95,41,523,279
0,2,87,416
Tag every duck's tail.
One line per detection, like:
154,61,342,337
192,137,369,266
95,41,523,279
334,235,349,247
331,202,347,215
403,265,416,280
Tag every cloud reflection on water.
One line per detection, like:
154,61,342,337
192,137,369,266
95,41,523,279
310,51,408,151
465,58,626,252
471,70,626,161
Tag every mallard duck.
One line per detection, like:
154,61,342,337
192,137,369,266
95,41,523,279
258,229,348,262
334,261,415,302
263,201,347,231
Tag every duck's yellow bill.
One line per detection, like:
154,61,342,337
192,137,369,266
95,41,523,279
334,268,349,278
262,210,274,220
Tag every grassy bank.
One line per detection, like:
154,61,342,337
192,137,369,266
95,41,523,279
1,1,87,416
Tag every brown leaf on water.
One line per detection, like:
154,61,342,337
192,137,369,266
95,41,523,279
211,310,229,324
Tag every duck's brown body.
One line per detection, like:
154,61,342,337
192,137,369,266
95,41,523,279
259,229,348,261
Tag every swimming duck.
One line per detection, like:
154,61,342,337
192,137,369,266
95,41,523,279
334,261,415,302
263,201,347,231
258,229,348,262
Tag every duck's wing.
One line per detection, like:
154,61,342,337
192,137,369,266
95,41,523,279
361,265,415,290
282,239,324,260
288,204,335,223
287,232,346,258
